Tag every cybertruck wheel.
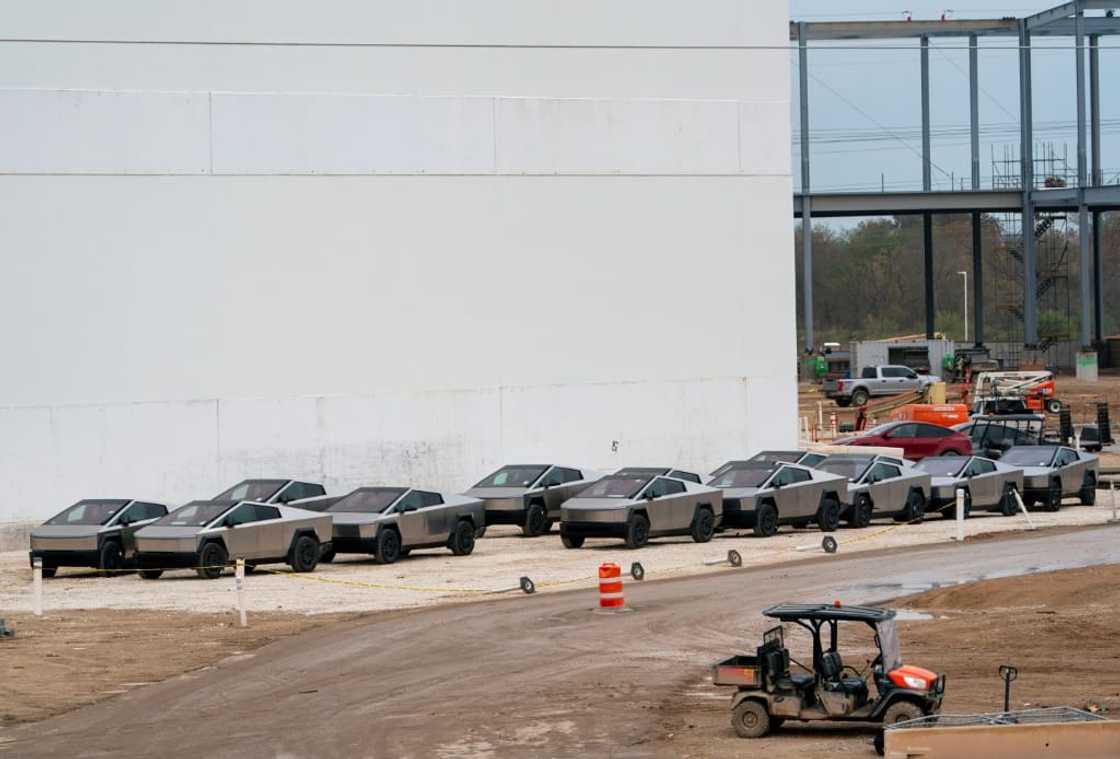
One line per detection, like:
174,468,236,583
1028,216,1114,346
450,520,476,556
560,531,585,549
690,507,716,543
1079,474,1097,505
1000,485,1019,516
196,542,228,579
474,525,487,539
289,535,320,573
896,490,925,523
99,540,124,575
753,503,779,538
882,700,923,726
817,496,842,532
138,569,163,580
1045,479,1062,512
731,699,771,739
522,503,548,537
318,545,336,564
373,528,402,565
624,513,650,549
848,495,873,528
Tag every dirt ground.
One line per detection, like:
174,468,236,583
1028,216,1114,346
0,609,355,726
659,563,1120,758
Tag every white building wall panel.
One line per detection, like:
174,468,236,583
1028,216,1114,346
0,89,210,173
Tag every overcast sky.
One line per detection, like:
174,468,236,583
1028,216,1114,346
788,1,1119,194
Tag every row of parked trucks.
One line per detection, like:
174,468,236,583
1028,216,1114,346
29,445,1098,579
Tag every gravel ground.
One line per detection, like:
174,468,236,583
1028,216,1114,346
2,495,1116,616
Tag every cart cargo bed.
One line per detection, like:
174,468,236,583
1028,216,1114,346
713,655,761,687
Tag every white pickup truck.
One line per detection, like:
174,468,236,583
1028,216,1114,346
824,365,940,407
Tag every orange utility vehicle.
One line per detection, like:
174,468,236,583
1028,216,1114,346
964,371,1062,415
714,603,945,738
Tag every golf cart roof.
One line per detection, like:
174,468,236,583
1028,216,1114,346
763,603,895,623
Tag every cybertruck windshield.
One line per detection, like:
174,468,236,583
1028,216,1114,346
1000,446,1058,467
327,488,407,513
214,479,287,503
876,618,902,672
708,466,773,489
156,501,233,528
46,499,130,526
474,466,548,488
917,459,968,478
818,458,873,482
576,476,649,499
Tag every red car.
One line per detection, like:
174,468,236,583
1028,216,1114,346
836,421,972,461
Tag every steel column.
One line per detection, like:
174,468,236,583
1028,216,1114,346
921,37,935,339
1076,9,1092,348
1019,21,1038,346
1092,211,1103,346
799,22,813,353
970,34,984,346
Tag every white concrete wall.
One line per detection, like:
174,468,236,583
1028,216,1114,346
0,1,795,521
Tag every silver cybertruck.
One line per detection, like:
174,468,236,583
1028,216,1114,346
1000,444,1099,511
212,478,326,504
134,499,331,579
301,487,485,564
815,454,932,527
464,464,603,537
710,451,827,479
28,499,169,577
559,469,722,549
711,461,847,537
915,455,1025,518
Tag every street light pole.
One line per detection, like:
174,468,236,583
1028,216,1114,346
958,270,969,343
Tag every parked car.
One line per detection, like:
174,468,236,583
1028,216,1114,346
213,478,326,505
28,499,169,577
835,421,971,461
825,365,941,407
304,487,485,564
559,470,721,549
815,454,931,527
711,451,826,478
953,414,1045,459
915,455,1024,518
134,500,331,579
464,464,602,537
711,462,846,537
999,445,1099,511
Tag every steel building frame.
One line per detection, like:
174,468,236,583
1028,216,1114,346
792,1,1120,352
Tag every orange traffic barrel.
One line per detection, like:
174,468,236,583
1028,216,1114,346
599,562,624,609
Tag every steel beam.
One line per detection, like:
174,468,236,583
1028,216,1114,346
972,213,984,346
1093,211,1104,345
789,15,1120,41
799,23,813,353
924,214,935,339
1076,10,1093,348
1025,1,1080,31
1090,35,1102,187
921,37,932,193
970,35,981,191
790,186,1120,217
1020,21,1038,346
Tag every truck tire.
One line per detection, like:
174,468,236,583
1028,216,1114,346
753,502,779,537
449,520,476,556
99,540,124,575
851,388,870,406
138,569,163,580
196,542,228,580
731,699,771,739
690,507,715,543
522,503,548,537
1000,485,1019,516
288,534,320,573
882,700,923,726
373,528,402,564
817,496,842,532
624,513,650,549
896,490,925,523
835,398,851,408
318,545,336,563
560,530,585,549
1046,399,1062,414
1079,473,1097,505
848,495,873,528
1044,479,1063,512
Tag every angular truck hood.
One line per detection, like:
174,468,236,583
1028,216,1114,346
329,512,391,526
1019,466,1052,478
135,525,205,540
721,488,763,499
464,487,530,500
563,497,635,511
30,525,105,540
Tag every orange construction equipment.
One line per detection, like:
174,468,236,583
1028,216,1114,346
598,562,625,610
890,403,970,427
963,371,1062,415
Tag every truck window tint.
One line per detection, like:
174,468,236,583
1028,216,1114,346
658,478,686,496
554,467,582,483
787,468,811,484
861,367,877,379
396,491,426,511
417,491,444,507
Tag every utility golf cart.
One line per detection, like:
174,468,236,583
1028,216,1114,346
713,603,944,738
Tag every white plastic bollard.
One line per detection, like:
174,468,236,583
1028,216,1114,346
817,401,824,432
1111,482,1118,524
954,488,966,542
235,558,247,628
1012,489,1038,531
32,557,43,616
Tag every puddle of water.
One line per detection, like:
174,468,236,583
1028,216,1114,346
892,609,933,621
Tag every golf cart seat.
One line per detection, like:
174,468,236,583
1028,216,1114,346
760,646,814,693
819,651,868,701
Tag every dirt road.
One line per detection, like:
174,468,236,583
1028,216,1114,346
5,525,1118,758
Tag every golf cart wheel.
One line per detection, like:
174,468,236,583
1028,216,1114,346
851,389,870,407
99,540,124,575
1046,399,1062,414
731,699,771,739
450,520,476,556
522,503,548,537
848,495,873,528
690,507,716,543
624,513,650,549
1079,473,1097,506
138,569,163,580
373,528,402,565
817,496,842,532
289,534,320,573
1000,485,1019,517
560,530,585,549
318,545,336,563
196,542,228,580
882,700,923,726
1045,479,1063,512
753,502,779,538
